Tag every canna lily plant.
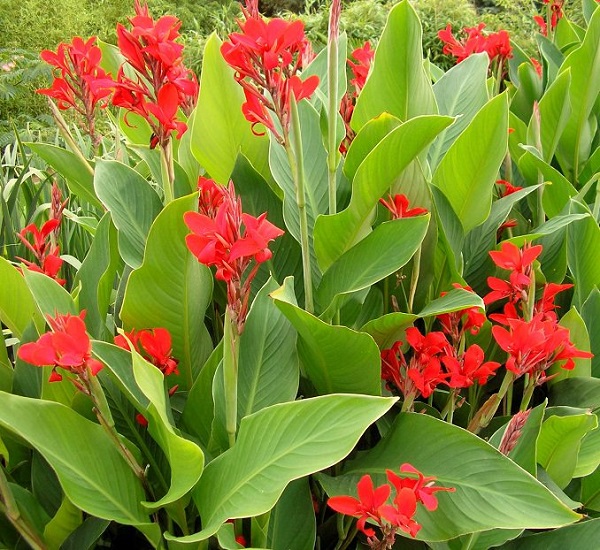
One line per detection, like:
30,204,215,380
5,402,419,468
0,0,599,548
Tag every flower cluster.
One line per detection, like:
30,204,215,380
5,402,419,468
485,242,592,386
221,1,319,143
102,0,198,149
438,23,512,65
184,177,284,331
18,311,103,385
328,464,454,547
339,42,374,154
379,193,428,220
115,327,179,378
534,1,564,36
37,36,112,145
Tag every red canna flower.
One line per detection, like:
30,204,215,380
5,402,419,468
379,488,420,538
496,179,523,197
534,15,548,36
115,327,179,377
437,284,486,343
530,57,543,77
18,311,103,384
221,3,318,143
38,36,111,145
185,178,284,332
379,194,428,220
16,219,65,286
386,464,455,512
438,23,512,65
442,344,501,388
328,474,391,537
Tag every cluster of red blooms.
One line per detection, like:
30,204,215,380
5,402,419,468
485,242,592,386
101,0,198,149
37,36,112,146
339,42,374,154
328,464,454,547
17,183,67,286
220,0,319,143
115,327,179,426
381,297,499,405
39,1,197,150
438,23,512,65
184,177,284,331
534,1,564,36
18,311,103,387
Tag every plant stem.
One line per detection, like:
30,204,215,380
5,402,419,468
407,245,422,313
286,97,314,313
0,467,47,550
160,139,175,204
47,99,95,177
223,306,240,448
467,371,514,433
327,0,339,216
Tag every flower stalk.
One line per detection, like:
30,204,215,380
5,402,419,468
224,306,241,447
160,138,175,204
327,0,341,215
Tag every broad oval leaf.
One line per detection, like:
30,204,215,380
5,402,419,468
166,394,396,542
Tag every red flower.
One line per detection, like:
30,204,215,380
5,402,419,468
328,474,390,537
438,23,512,65
442,344,501,388
437,284,486,343
115,327,179,377
534,15,548,36
379,488,420,537
18,311,103,383
185,178,284,331
379,194,428,220
16,219,65,286
386,464,455,512
496,179,523,197
221,9,318,143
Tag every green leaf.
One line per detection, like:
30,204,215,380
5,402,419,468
550,378,600,409
432,93,509,232
120,194,214,390
0,330,13,393
74,213,122,340
167,394,396,542
0,392,160,543
130,347,204,510
61,518,110,550
267,478,316,550
314,115,453,270
0,257,41,338
582,467,600,511
238,278,298,419
502,518,600,549
316,216,429,314
574,413,600,478
26,143,102,210
582,289,600,376
191,34,269,184
352,0,436,130
23,270,76,318
94,160,162,269
429,53,489,170
43,496,82,549
567,202,600,309
417,287,484,318
272,279,381,395
537,412,597,488
556,7,600,179
321,413,580,541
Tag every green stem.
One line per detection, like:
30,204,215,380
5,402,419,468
160,139,175,204
593,177,600,223
0,468,47,550
461,532,480,550
286,97,314,313
223,307,240,448
467,370,514,433
401,392,416,413
520,378,536,411
327,11,339,216
441,389,457,424
407,245,422,314
47,98,95,177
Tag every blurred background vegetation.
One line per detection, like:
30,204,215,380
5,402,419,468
0,0,580,143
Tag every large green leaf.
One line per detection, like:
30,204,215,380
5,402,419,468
190,34,269,184
352,0,436,130
432,93,509,232
316,216,429,315
556,7,600,180
429,53,489,170
238,278,298,420
267,478,316,550
272,278,381,395
130,347,204,510
537,412,598,488
503,518,600,549
567,202,600,309
581,289,600,376
0,392,160,543
166,394,396,542
120,194,213,390
23,270,76,318
94,160,162,269
74,213,122,340
0,257,41,338
26,143,102,210
43,496,82,549
314,115,453,270
321,413,580,541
